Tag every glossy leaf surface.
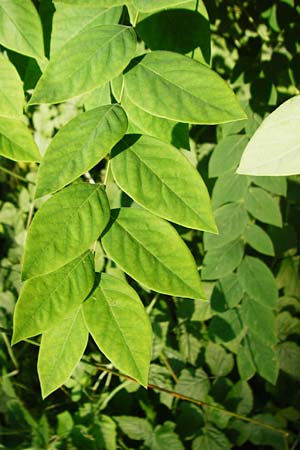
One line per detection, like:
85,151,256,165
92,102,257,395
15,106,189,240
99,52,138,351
22,184,110,280
102,208,204,299
84,273,152,386
111,135,217,232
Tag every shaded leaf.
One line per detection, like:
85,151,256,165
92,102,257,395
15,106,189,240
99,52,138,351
209,135,248,177
243,223,275,256
245,187,282,227
205,342,234,377
212,172,249,208
240,295,277,344
202,239,244,280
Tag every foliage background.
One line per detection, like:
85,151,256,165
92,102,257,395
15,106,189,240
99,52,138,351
0,0,300,448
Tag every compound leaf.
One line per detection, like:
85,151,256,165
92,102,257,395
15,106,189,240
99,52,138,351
22,183,110,280
36,105,128,198
84,273,152,387
13,251,94,343
111,134,217,232
124,51,246,124
30,25,136,104
38,306,88,398
102,208,205,299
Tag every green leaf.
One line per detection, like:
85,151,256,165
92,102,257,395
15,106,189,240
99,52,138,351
0,53,24,119
30,25,136,105
192,425,231,450
205,342,234,377
51,3,122,55
204,202,248,250
277,341,300,379
36,105,128,198
202,239,244,280
13,251,94,344
102,208,204,299
146,422,185,450
247,332,279,384
22,183,110,280
83,83,111,110
54,0,125,5
124,51,246,124
176,368,210,401
237,95,300,175
225,381,253,415
38,306,88,398
209,135,249,177
237,338,256,381
0,117,40,162
243,223,275,256
250,175,287,196
245,187,282,227
211,274,244,312
111,135,217,232
0,0,44,60
212,172,249,208
92,416,117,450
115,416,153,441
209,308,244,344
134,0,191,12
121,90,189,149
237,256,278,308
240,295,277,345
83,273,152,387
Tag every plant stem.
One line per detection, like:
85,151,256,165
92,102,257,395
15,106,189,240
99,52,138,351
0,165,35,184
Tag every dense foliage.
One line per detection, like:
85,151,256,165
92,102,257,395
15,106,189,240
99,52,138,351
0,0,300,449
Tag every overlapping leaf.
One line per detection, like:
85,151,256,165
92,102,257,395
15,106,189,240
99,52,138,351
0,53,24,119
133,0,191,12
124,51,246,124
245,187,282,227
22,183,110,280
84,273,152,386
36,105,128,198
30,25,136,104
38,306,88,398
102,208,205,299
0,118,40,162
111,135,217,231
13,251,94,343
0,0,44,60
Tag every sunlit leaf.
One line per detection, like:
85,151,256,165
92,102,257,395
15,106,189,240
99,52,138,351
0,117,40,162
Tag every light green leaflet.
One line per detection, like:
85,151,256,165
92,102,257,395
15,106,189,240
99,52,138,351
54,0,125,5
133,0,191,12
237,95,300,175
0,54,24,119
124,51,246,124
0,117,40,162
22,183,110,280
83,83,111,110
38,306,88,398
202,239,244,280
84,273,152,387
238,256,277,308
0,0,44,61
204,202,248,251
102,208,205,299
240,296,277,345
30,25,136,105
35,105,128,198
111,135,217,232
51,4,122,55
245,187,282,227
121,89,189,149
13,251,94,344
243,223,274,256
212,172,249,208
209,135,249,177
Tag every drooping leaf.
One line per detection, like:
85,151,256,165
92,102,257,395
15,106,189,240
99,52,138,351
30,25,136,105
209,135,249,177
121,90,189,149
0,0,44,60
204,202,248,250
0,117,40,162
51,3,122,55
202,239,244,280
237,95,300,175
38,306,88,398
36,105,128,198
13,251,94,343
124,51,246,124
240,295,277,344
237,256,278,308
101,208,205,299
84,273,152,387
111,134,217,232
0,53,24,119
245,187,282,227
22,183,110,280
243,223,275,256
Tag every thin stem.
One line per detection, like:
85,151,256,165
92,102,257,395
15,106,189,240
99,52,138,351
160,351,178,383
103,160,111,186
26,202,35,230
1,332,18,369
94,364,289,439
0,165,35,184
